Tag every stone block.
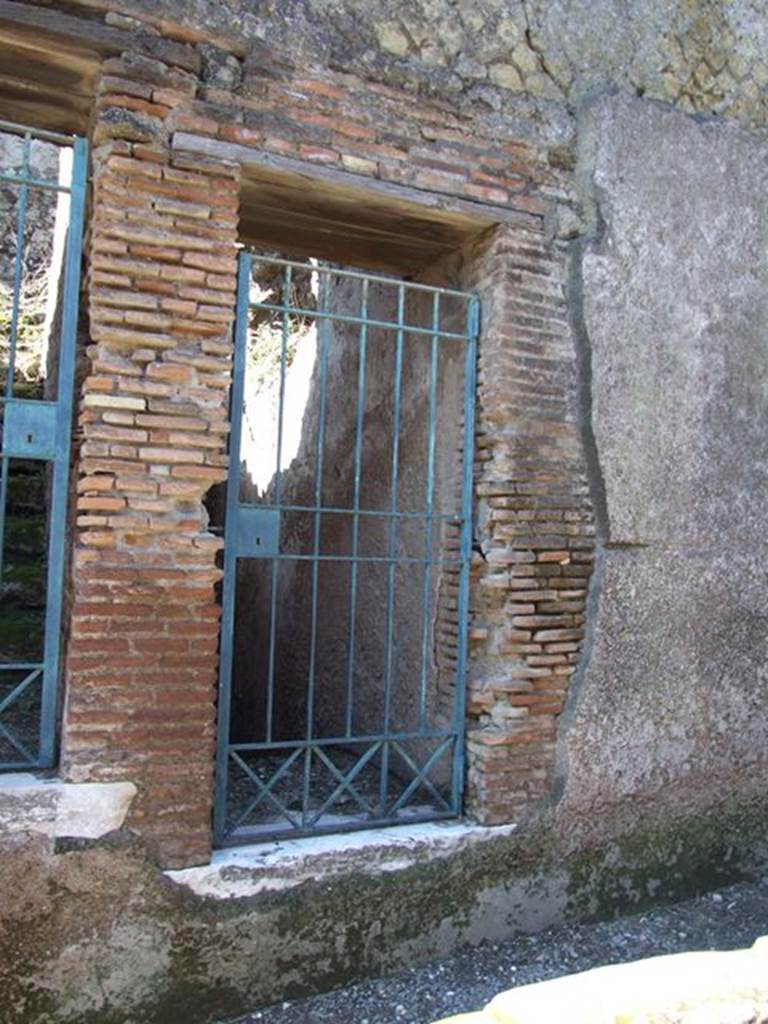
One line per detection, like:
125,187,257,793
434,940,768,1024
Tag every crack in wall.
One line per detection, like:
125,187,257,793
548,102,610,808
519,0,569,102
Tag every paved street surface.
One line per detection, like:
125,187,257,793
226,878,768,1024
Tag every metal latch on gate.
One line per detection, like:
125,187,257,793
232,506,280,557
2,400,58,459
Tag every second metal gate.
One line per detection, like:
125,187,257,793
0,121,87,770
215,252,478,844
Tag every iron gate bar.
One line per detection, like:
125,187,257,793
452,294,480,810
240,503,459,519
6,135,29,396
0,173,75,192
223,740,460,845
264,261,292,745
229,747,304,831
0,122,87,770
344,276,368,738
309,741,382,824
390,737,453,814
380,283,405,815
215,252,479,844
419,293,440,730
0,668,41,716
303,271,332,826
214,253,251,839
249,252,473,298
229,728,459,750
214,553,461,564
245,301,471,341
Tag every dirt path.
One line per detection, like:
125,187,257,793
227,878,768,1024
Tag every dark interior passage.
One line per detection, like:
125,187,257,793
218,254,476,840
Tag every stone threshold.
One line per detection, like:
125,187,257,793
167,820,518,899
0,772,136,840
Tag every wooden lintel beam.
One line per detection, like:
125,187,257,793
0,0,200,71
172,132,535,232
55,0,248,57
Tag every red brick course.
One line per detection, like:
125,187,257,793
60,54,238,869
464,227,595,824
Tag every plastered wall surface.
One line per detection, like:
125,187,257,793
557,94,768,845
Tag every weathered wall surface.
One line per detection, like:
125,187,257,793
1,777,766,1024
1,0,768,1022
79,0,768,134
557,93,768,844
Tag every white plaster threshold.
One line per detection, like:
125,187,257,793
167,820,518,899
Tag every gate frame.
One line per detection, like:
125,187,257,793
0,121,88,770
214,250,479,845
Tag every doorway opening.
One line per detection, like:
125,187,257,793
214,251,478,844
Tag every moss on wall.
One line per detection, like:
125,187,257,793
2,788,766,1024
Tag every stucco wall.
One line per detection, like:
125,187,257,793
555,93,768,844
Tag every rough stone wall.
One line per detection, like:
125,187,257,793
62,53,239,868
66,1,768,135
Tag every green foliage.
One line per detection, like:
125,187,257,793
247,271,317,394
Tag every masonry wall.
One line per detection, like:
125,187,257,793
49,6,590,868
61,56,240,867
465,224,593,824
1,1,768,1022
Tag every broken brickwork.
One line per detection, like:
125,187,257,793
465,226,593,823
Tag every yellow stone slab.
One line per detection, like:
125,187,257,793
433,938,768,1024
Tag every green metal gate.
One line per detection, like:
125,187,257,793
215,252,478,845
0,121,87,769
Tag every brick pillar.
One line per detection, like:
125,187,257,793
60,54,240,868
465,225,596,825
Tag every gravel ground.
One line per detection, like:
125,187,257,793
226,878,768,1024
